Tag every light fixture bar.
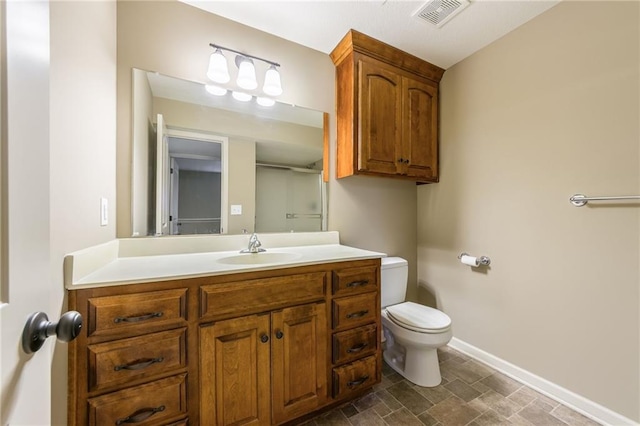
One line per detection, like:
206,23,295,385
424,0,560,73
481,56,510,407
209,43,280,68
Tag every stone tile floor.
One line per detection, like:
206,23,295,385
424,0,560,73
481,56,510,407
303,346,601,426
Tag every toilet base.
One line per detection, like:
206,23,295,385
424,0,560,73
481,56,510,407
383,343,443,388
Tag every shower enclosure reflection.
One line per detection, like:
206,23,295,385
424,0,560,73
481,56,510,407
131,68,327,236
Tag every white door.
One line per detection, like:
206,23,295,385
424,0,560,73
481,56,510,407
1,1,55,424
155,114,169,236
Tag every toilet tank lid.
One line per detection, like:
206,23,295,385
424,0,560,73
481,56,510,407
381,257,408,269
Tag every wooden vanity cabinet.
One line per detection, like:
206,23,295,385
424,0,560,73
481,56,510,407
330,29,445,183
68,259,381,426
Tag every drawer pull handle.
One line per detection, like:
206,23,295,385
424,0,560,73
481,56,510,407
113,312,163,324
346,343,368,353
347,375,370,388
346,310,369,319
346,280,369,288
114,357,164,371
260,334,269,343
275,330,284,339
115,405,165,424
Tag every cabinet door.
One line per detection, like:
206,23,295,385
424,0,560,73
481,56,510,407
358,57,403,176
402,77,439,180
200,314,271,426
271,302,327,424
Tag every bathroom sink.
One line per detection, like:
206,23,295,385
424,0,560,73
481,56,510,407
216,252,302,265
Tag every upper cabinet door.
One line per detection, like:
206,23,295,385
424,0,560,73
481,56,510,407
358,58,403,176
402,77,439,180
331,29,444,183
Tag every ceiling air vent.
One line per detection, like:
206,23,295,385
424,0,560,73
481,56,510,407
413,0,470,28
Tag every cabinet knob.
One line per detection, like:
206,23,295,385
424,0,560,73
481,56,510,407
397,158,404,163
275,330,284,339
260,334,269,343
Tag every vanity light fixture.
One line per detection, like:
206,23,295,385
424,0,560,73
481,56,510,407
235,56,258,90
207,47,231,83
207,43,282,100
263,64,283,96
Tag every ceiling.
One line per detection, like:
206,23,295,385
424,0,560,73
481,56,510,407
180,0,560,69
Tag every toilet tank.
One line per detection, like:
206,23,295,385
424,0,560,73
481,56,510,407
380,257,408,308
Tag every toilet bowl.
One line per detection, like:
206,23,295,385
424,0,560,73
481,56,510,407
381,257,452,387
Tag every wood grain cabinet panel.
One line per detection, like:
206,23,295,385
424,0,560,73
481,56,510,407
330,29,444,183
272,302,327,424
87,374,187,426
87,288,187,337
332,292,378,330
200,314,271,426
332,324,378,365
332,356,379,399
200,272,326,321
88,328,186,392
332,265,378,296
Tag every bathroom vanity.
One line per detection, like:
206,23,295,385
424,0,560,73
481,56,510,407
65,233,384,425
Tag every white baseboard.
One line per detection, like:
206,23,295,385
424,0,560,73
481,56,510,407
448,337,638,426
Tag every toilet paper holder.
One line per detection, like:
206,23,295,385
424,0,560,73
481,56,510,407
458,252,491,267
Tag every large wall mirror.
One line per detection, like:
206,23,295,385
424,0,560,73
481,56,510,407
131,68,328,237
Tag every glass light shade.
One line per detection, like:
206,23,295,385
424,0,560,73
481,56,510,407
236,57,258,90
231,91,252,102
256,97,275,107
263,65,282,96
207,48,230,83
205,84,227,96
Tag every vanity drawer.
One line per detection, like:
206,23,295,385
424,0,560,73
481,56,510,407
88,328,187,392
332,324,378,365
332,293,377,330
87,374,187,426
332,355,379,399
87,289,188,337
332,266,378,296
200,272,326,320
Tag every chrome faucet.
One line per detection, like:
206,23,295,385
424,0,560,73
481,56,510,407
241,233,266,253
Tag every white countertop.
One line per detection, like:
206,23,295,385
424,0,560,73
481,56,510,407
64,232,386,289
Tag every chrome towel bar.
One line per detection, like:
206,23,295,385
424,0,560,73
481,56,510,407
569,194,640,207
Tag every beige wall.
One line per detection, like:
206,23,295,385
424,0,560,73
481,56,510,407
418,1,639,421
50,1,117,424
117,1,418,284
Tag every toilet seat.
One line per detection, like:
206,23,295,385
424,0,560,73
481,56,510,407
385,302,451,334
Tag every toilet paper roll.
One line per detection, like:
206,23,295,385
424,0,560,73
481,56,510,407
460,255,479,267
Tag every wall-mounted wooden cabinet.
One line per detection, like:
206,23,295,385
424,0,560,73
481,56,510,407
330,30,445,183
68,259,381,426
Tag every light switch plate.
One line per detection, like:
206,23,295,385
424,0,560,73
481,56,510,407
230,204,242,215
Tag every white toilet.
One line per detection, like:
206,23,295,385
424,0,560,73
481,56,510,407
381,257,452,387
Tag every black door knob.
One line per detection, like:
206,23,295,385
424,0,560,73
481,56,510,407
22,311,83,354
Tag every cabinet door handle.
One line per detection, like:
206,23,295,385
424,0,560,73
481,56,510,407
113,312,163,324
114,357,164,371
347,375,370,388
346,342,368,353
346,310,369,319
115,405,165,424
397,158,404,163
346,280,369,288
260,334,269,343
275,330,284,339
